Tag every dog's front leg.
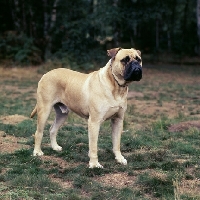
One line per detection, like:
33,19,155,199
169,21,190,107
88,117,103,168
111,117,127,165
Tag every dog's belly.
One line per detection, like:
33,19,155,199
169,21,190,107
59,99,89,119
62,100,122,121
56,101,89,119
71,107,89,119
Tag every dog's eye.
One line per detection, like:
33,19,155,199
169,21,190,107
135,56,141,63
121,56,130,63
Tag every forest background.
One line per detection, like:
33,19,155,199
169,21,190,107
1,0,200,69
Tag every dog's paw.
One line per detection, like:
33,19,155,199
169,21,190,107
33,150,44,156
116,157,127,165
89,162,104,169
52,145,62,151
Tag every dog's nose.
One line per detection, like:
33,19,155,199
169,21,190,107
134,67,142,74
133,67,142,80
134,67,140,73
124,62,142,82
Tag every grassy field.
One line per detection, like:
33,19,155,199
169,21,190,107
0,64,200,200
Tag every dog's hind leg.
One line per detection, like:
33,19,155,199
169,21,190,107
33,104,52,156
50,103,69,151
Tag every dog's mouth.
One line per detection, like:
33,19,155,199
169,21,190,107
124,61,142,82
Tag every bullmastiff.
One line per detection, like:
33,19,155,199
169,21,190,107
30,47,142,168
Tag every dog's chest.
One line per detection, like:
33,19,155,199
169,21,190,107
104,102,126,120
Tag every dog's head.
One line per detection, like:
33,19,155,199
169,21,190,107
107,48,142,85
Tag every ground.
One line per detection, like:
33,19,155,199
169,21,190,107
0,64,200,199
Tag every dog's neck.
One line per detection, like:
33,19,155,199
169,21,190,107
109,59,128,88
98,61,128,98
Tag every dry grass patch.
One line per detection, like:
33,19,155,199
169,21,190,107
128,91,144,99
0,114,29,125
0,115,30,153
0,67,39,80
179,179,200,197
0,131,29,153
129,99,179,118
49,177,73,189
94,172,136,189
40,155,80,189
41,155,79,169
168,120,200,132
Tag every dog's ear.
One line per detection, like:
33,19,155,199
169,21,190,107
107,47,122,57
136,50,141,56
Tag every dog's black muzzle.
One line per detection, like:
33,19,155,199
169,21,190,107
124,61,142,82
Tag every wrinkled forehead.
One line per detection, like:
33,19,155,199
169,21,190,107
116,49,139,60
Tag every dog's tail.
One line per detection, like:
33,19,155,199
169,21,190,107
30,105,37,118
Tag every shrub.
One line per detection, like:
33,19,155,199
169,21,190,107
0,32,42,65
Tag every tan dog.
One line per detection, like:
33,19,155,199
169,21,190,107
30,48,142,168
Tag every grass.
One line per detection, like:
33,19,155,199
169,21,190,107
0,64,200,199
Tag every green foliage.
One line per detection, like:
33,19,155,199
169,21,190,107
0,0,199,66
0,32,42,64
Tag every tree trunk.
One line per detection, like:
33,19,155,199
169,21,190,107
50,0,59,29
12,0,21,31
167,30,171,52
43,0,59,60
113,0,119,47
43,0,49,37
197,0,200,54
22,0,26,33
170,0,177,53
43,0,50,60
156,19,159,50
93,0,97,13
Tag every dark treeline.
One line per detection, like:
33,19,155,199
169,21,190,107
0,0,199,67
